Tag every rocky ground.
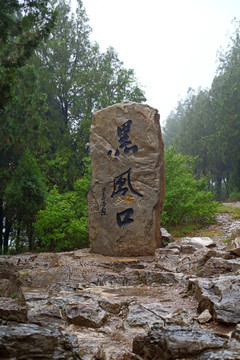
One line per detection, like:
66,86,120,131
0,205,240,359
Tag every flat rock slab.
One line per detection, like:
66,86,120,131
88,101,165,256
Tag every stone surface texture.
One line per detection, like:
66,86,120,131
0,208,240,359
88,101,165,256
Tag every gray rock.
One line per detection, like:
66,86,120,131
65,303,107,328
126,304,165,328
88,101,165,256
161,227,173,243
98,298,121,314
0,323,76,359
132,324,226,359
196,350,240,360
0,298,28,323
227,237,240,256
197,257,240,277
193,276,240,324
191,237,215,247
27,304,63,327
198,309,212,324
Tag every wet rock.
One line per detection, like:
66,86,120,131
88,101,165,256
196,349,240,360
127,269,181,285
167,237,207,254
0,323,76,359
192,276,240,324
191,237,215,247
132,324,226,359
196,257,240,277
198,309,212,324
27,304,63,327
161,227,173,244
112,260,145,271
65,303,107,328
98,298,122,314
0,257,18,297
126,304,165,328
155,248,180,272
227,236,240,256
177,248,218,273
0,298,28,323
166,309,194,327
21,287,49,307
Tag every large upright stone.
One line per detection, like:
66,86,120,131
88,101,165,256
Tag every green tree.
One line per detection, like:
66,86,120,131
0,0,56,109
0,63,51,253
31,0,146,190
4,150,47,252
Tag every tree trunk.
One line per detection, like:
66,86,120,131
3,217,12,254
223,177,229,200
215,176,222,201
27,223,34,251
0,199,3,254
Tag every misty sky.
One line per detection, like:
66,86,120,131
73,0,240,124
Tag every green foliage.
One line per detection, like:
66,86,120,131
163,19,240,200
161,147,218,227
34,170,90,252
0,0,56,109
4,150,47,250
228,191,240,202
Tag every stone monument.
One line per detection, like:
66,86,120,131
88,101,165,256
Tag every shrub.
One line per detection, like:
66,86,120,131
161,147,218,227
34,176,90,252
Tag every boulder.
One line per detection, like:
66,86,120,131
191,275,240,324
0,323,76,359
132,324,226,359
88,101,165,256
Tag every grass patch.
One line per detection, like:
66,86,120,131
223,236,231,244
199,229,223,237
169,222,205,239
217,204,240,218
9,292,17,299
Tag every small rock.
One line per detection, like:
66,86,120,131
161,227,173,243
192,237,215,248
227,237,240,256
198,309,212,324
98,298,121,314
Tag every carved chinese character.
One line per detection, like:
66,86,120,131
116,208,134,227
108,120,138,157
111,168,143,198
